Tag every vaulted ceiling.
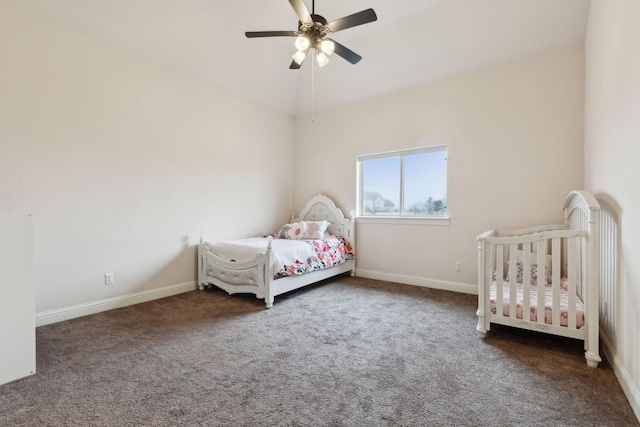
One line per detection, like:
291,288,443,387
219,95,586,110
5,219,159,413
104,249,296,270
4,0,590,117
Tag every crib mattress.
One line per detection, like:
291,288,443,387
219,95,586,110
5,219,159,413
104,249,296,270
490,279,585,328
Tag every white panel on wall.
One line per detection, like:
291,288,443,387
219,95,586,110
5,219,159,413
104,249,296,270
0,213,35,386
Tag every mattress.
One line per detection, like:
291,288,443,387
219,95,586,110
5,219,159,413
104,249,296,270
489,278,585,328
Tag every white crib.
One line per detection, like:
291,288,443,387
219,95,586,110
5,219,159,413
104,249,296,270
476,190,601,368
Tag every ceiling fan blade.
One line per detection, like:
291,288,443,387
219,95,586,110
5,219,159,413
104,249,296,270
289,0,313,24
330,40,362,65
245,31,297,38
327,8,377,33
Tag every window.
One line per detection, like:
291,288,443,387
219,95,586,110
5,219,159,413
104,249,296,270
357,145,447,220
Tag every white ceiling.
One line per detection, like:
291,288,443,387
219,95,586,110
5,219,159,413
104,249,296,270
4,0,590,117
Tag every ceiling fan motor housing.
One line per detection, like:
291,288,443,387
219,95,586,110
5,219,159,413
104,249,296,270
298,14,330,46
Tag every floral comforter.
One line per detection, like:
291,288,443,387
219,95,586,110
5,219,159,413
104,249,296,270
275,234,355,279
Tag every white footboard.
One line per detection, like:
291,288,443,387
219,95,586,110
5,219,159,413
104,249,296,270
198,238,275,305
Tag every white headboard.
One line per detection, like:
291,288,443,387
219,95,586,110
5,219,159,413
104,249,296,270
563,190,601,300
293,194,355,244
564,190,600,233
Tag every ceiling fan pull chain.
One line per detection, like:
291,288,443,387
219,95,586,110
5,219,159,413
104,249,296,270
311,50,315,121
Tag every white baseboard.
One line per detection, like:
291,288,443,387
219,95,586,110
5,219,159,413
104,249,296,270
36,281,197,327
601,332,640,423
355,269,477,295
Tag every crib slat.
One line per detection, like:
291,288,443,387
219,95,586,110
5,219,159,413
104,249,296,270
522,244,531,322
603,226,608,317
600,207,616,335
482,241,493,331
599,203,617,342
509,245,517,319
496,244,503,319
552,238,561,326
567,237,577,329
536,240,546,325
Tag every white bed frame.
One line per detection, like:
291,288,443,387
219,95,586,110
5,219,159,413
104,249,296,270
476,190,601,367
198,194,355,308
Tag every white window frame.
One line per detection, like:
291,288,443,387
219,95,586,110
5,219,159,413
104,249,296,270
356,145,449,226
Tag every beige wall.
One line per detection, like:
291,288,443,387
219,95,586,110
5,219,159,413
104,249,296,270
294,45,585,291
585,0,640,418
0,4,294,314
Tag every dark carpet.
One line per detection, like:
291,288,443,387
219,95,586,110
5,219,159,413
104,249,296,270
0,276,637,426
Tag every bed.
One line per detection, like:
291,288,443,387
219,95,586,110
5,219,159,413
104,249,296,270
198,194,355,308
476,190,602,367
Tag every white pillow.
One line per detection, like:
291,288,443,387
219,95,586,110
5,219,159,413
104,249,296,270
286,222,307,240
301,220,329,239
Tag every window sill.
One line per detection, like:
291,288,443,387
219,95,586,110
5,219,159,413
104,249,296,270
355,216,450,226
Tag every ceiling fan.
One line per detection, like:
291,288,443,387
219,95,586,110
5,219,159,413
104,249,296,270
245,0,377,69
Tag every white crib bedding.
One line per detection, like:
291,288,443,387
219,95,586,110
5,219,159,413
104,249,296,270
489,278,585,328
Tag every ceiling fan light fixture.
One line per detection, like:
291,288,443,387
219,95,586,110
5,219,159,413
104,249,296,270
245,1,377,70
316,51,330,67
294,36,311,51
292,49,308,65
318,39,335,56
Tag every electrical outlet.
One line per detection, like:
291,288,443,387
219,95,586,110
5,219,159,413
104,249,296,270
105,273,114,285
455,261,463,271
